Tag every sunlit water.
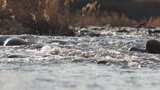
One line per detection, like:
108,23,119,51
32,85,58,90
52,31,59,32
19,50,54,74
0,26,160,90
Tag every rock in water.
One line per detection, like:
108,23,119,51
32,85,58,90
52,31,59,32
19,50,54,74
146,39,160,54
130,39,160,54
3,37,29,46
129,47,146,53
0,36,10,45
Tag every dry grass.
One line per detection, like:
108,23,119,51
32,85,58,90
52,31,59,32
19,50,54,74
146,16,160,27
68,12,138,27
70,12,160,28
98,13,137,26
75,16,99,26
1,0,160,36
4,0,75,36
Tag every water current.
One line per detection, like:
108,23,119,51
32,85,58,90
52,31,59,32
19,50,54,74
0,26,160,90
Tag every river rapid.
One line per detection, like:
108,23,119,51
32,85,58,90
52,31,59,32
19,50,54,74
0,26,160,90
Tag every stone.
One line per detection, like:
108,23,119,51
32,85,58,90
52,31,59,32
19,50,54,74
146,39,160,54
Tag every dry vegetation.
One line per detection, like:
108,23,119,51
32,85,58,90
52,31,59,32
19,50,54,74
0,0,160,35
68,14,136,27
146,17,160,27
0,0,75,35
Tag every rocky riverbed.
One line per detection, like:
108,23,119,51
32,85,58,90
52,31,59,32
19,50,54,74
0,26,160,90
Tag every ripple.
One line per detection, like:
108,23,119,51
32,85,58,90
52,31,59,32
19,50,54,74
0,27,160,90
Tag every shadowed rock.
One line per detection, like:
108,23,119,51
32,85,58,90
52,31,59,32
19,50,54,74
146,39,160,54
148,29,160,34
130,39,160,54
4,37,29,46
97,60,108,64
0,36,30,46
129,47,146,53
7,54,26,58
117,28,130,33
0,36,10,45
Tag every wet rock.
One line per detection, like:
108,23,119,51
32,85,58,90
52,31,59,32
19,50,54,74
3,37,29,46
0,36,10,45
129,47,146,53
96,60,116,65
148,29,160,34
146,39,160,54
130,39,160,54
117,28,130,33
76,28,100,37
97,60,108,64
7,54,26,58
88,32,100,37
0,36,30,46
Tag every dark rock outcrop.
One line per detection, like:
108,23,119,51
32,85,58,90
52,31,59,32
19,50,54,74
130,39,160,54
0,36,30,46
146,39,160,54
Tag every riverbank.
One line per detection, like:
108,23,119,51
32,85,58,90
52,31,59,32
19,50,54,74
0,9,158,36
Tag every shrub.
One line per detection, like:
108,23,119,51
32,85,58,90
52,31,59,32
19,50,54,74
4,0,75,36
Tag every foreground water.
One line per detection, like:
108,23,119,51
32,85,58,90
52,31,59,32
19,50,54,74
1,26,160,90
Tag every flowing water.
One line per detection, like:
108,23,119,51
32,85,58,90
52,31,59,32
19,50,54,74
0,26,160,90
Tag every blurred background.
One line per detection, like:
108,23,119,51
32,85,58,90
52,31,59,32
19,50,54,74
0,0,160,35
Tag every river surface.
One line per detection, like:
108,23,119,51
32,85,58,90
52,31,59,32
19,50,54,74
1,26,160,90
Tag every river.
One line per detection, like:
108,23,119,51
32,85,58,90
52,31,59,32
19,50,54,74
0,26,160,90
